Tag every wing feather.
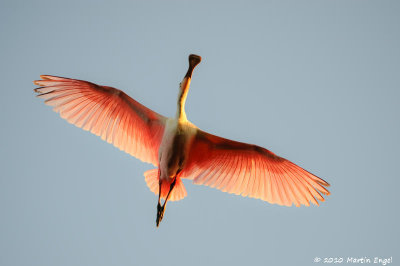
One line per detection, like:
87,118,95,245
226,154,242,193
183,129,330,207
210,153,229,189
34,75,166,165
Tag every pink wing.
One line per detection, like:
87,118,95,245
34,75,166,166
182,129,330,207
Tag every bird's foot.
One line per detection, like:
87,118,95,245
156,203,165,227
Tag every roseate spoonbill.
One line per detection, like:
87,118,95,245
34,54,330,227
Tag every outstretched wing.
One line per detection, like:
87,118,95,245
34,75,166,166
182,129,330,207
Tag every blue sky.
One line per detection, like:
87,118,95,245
1,1,399,265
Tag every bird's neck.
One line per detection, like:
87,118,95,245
176,77,191,121
176,54,201,122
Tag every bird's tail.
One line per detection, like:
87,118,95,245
144,169,187,201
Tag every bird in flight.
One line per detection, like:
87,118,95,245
34,54,330,227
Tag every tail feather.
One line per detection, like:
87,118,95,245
144,169,187,201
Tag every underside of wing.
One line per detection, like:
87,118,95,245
34,75,166,166
182,129,330,207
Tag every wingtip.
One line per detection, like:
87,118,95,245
40,75,52,80
316,176,330,187
33,75,49,85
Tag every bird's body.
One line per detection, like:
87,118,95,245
159,118,195,182
34,54,330,227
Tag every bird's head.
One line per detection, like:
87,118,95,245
189,54,202,69
185,54,201,78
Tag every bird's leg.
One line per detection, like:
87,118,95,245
156,179,162,225
163,178,177,208
156,178,177,227
156,168,163,220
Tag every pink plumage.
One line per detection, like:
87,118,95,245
34,75,165,165
34,54,330,227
